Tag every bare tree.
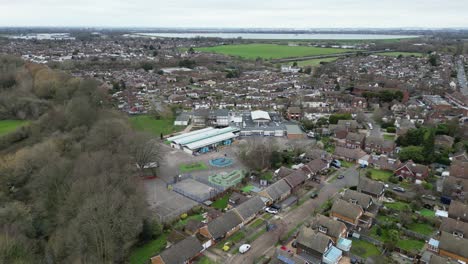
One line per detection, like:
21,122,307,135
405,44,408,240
128,132,162,176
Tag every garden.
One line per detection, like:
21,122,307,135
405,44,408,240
351,239,381,258
179,162,208,173
366,168,393,182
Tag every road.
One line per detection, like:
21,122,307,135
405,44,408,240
226,166,360,264
365,113,382,138
270,50,391,63
457,59,468,95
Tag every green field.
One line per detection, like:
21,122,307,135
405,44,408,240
0,120,29,136
375,52,423,57
196,44,354,59
351,239,381,258
179,162,208,173
289,57,339,67
129,234,167,264
407,223,435,236
130,115,184,136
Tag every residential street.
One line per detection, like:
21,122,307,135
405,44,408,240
225,166,360,264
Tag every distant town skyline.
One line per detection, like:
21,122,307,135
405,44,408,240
1,0,467,28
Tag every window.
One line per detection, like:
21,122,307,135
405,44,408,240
453,231,464,238
350,199,358,205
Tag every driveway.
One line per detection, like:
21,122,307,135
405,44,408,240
226,166,360,264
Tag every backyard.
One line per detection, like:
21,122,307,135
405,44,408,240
129,234,167,264
130,115,184,136
384,201,411,211
196,44,354,59
351,239,381,258
419,209,435,218
406,222,435,236
383,134,396,141
212,193,230,210
396,239,425,252
366,168,393,182
0,120,29,136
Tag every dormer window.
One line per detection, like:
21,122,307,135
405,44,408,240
453,231,464,238
319,226,328,234
350,199,358,205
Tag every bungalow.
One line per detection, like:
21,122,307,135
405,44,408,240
345,132,366,149
311,215,348,243
394,160,430,181
330,199,364,227
342,190,373,211
150,236,203,264
357,177,385,201
276,166,295,178
295,227,342,264
283,170,307,192
258,179,292,204
302,158,329,180
448,201,468,223
199,210,243,242
440,217,468,238
233,196,265,225
438,231,468,263
334,146,367,163
368,154,401,171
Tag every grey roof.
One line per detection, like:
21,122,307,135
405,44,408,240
158,236,203,264
448,200,468,223
429,255,458,264
312,214,346,240
337,120,358,129
303,159,329,174
346,132,365,142
440,217,468,237
176,113,190,122
234,196,265,221
264,179,291,201
334,146,366,160
277,166,295,178
357,177,385,197
342,190,373,209
207,210,243,239
285,124,304,135
283,170,307,188
439,231,468,259
296,227,332,254
331,199,363,220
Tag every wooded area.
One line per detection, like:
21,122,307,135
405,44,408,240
0,55,159,263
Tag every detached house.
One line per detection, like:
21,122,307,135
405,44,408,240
199,210,242,243
233,196,265,226
394,160,430,181
334,146,367,163
357,177,385,201
330,199,364,227
311,215,348,244
345,132,366,149
258,179,291,204
302,158,329,181
295,227,343,264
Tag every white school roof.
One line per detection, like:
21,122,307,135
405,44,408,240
185,132,238,150
174,127,239,145
251,110,270,121
167,127,214,142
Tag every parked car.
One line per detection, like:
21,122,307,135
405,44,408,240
330,160,341,168
392,187,405,193
265,207,279,214
337,174,345,179
239,244,251,254
270,204,281,210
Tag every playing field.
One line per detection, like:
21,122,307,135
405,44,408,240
130,115,184,136
0,120,29,136
196,44,354,59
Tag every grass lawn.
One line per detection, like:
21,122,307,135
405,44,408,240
241,185,254,193
396,239,425,252
377,215,398,224
196,44,355,59
179,162,208,173
340,160,354,168
383,134,396,141
196,256,217,264
375,52,423,57
419,209,435,218
370,226,390,242
407,223,435,236
249,218,265,229
351,239,381,258
130,115,184,136
174,214,205,229
212,193,230,210
129,234,167,264
0,120,29,136
367,168,393,182
384,201,411,211
289,57,339,67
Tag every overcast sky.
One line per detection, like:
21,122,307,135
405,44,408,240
1,0,467,28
